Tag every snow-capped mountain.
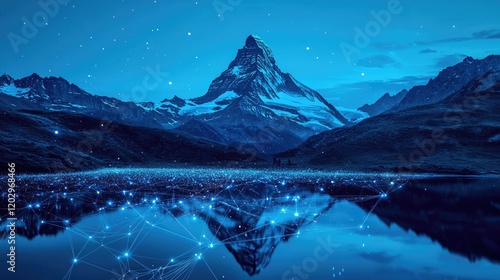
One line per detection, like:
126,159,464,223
162,35,349,153
389,55,500,112
0,73,178,129
1,36,348,153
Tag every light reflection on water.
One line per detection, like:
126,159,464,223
0,169,499,280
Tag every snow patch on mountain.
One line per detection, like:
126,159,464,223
337,106,369,123
179,91,239,116
262,91,344,128
68,103,87,109
0,83,31,97
231,66,241,76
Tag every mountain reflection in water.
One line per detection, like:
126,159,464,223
1,169,499,279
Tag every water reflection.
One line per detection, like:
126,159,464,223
1,169,499,278
357,176,500,263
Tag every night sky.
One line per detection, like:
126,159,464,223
1,0,499,108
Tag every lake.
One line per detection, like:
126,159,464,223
1,168,499,280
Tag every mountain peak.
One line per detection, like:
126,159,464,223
28,73,41,79
463,56,475,63
0,74,14,84
231,35,276,66
245,35,268,49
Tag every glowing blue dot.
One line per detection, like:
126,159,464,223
54,130,59,135
73,258,77,263
294,212,299,217
209,243,214,248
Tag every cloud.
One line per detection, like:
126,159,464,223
358,251,400,264
373,29,500,51
472,29,500,39
331,75,431,92
356,54,399,68
317,75,431,108
420,48,437,54
434,53,468,68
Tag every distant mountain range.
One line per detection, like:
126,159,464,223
359,55,500,116
358,89,407,116
281,70,500,174
1,36,499,174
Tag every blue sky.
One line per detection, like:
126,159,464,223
1,0,499,108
